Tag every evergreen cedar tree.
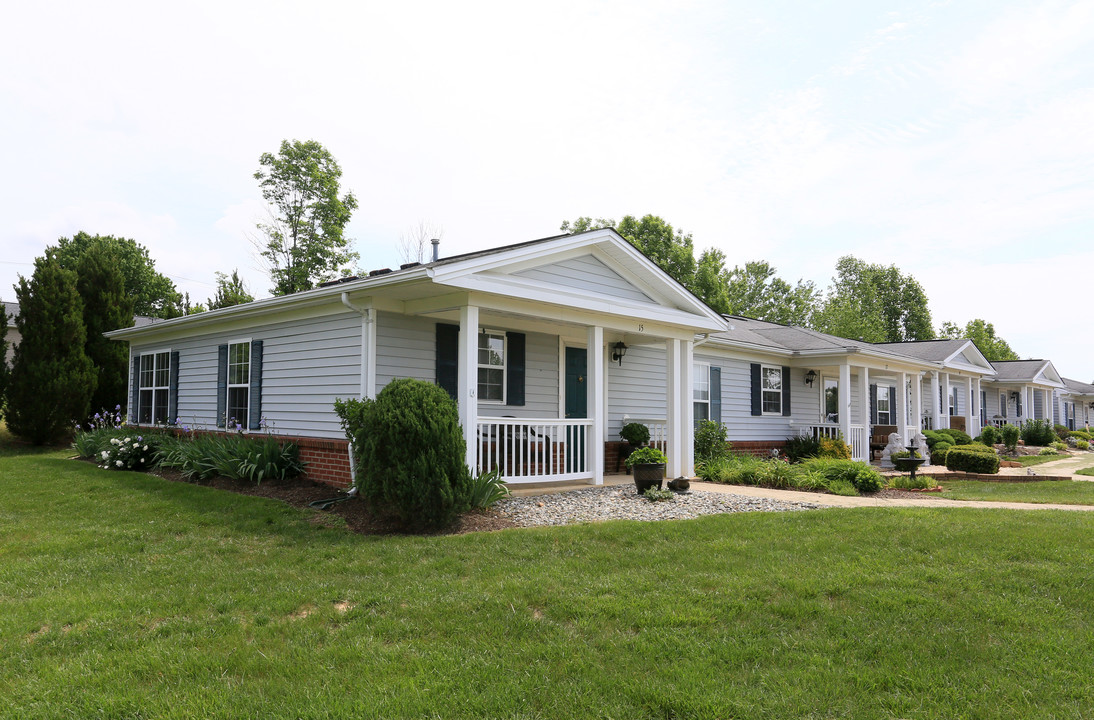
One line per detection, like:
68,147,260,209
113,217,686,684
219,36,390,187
0,303,8,415
76,245,133,416
336,379,471,529
255,139,359,296
7,258,96,444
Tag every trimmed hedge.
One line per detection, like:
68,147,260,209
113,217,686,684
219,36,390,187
957,443,997,455
945,448,1000,474
937,428,973,446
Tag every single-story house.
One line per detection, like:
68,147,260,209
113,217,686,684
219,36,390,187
107,229,727,486
1058,378,1094,431
981,359,1064,429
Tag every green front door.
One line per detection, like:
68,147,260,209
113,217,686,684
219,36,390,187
564,347,587,472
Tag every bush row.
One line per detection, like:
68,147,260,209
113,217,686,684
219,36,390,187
699,455,883,496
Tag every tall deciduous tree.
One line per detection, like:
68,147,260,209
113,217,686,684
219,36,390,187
50,232,182,318
7,258,96,443
724,261,818,326
255,139,359,295
206,270,254,310
939,319,1019,361
76,245,133,414
812,256,934,343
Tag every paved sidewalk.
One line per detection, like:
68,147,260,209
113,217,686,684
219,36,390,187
690,481,1094,512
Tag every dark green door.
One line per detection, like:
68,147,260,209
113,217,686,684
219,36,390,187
564,347,587,472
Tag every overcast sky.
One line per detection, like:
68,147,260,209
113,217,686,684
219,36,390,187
3,1,1093,376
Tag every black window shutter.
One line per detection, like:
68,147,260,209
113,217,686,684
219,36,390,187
248,340,263,430
168,351,180,425
781,366,791,416
889,385,897,424
870,384,878,425
750,363,761,416
129,355,140,423
506,331,525,406
216,344,228,428
436,324,459,401
710,366,722,423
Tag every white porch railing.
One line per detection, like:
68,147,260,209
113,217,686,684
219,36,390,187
621,416,668,447
476,417,594,483
790,422,868,462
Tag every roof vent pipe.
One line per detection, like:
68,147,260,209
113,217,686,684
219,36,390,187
431,238,440,262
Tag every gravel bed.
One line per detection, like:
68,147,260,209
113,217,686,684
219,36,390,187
496,484,821,527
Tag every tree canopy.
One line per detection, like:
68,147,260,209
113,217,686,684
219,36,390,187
207,270,254,311
812,256,934,343
724,261,818,326
75,244,133,413
0,302,8,418
49,232,181,318
256,139,359,296
939,319,1019,361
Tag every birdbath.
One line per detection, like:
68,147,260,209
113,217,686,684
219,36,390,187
902,442,926,480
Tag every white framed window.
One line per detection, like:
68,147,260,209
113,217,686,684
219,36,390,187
227,340,251,429
949,387,957,416
999,392,1007,419
1016,391,1023,417
876,386,891,425
138,351,170,424
693,362,710,422
823,377,839,423
477,330,505,403
980,390,987,426
761,365,782,415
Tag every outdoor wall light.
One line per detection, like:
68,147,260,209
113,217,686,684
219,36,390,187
804,369,817,388
611,341,628,366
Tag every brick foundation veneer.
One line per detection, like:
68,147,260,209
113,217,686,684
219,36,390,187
295,437,353,488
731,440,787,458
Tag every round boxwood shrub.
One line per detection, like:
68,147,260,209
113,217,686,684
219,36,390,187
937,428,973,446
931,441,953,465
945,448,1000,474
336,379,471,529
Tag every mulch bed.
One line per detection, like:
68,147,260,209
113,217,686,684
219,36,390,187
137,463,519,536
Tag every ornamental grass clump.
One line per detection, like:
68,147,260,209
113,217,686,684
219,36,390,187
801,458,884,493
467,468,510,508
154,432,303,483
335,379,471,530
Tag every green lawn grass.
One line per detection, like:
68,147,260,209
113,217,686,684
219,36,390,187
4,449,1094,718
939,478,1094,505
1074,466,1094,477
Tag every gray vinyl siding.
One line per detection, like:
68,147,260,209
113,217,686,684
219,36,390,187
513,254,654,304
608,344,666,436
374,311,558,418
130,311,362,439
712,356,793,441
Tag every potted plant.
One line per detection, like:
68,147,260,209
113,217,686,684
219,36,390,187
626,446,668,493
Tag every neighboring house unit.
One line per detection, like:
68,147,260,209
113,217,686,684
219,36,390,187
2,302,19,367
1058,378,1094,431
982,360,1064,429
105,230,1090,487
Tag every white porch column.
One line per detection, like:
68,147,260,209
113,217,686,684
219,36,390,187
940,372,950,429
839,362,852,444
913,372,923,432
965,377,975,438
665,338,684,479
364,307,377,399
972,377,982,436
859,366,870,430
457,305,479,473
930,372,941,431
586,325,605,485
682,339,695,477
1026,385,1035,422
897,371,908,434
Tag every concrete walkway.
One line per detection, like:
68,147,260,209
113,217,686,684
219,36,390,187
690,481,1094,511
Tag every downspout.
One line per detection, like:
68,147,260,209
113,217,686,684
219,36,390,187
692,333,712,349
341,292,375,488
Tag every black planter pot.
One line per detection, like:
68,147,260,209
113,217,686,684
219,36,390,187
633,463,666,493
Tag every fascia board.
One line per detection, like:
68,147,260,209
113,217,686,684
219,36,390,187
436,274,727,332
106,269,430,341
700,338,793,360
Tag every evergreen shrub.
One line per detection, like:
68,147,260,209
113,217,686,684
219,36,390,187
937,428,972,446
1001,424,1020,453
979,426,1000,446
817,436,852,460
694,420,729,463
945,448,1000,474
1054,424,1071,441
1020,419,1056,447
802,458,884,493
335,379,471,529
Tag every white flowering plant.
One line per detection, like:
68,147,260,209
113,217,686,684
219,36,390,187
98,435,153,472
